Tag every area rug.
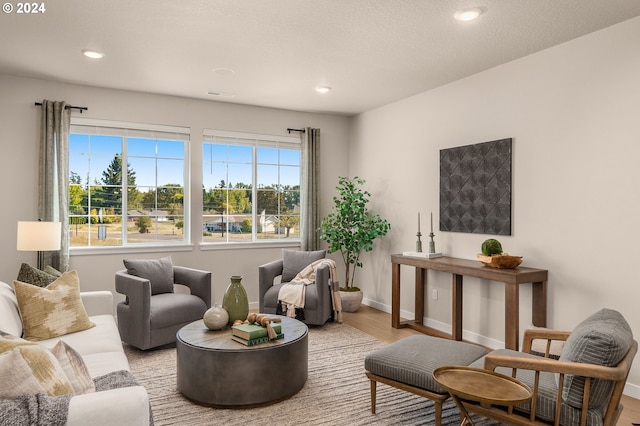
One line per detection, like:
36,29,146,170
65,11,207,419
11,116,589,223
125,323,501,425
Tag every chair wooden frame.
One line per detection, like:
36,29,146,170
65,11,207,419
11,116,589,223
464,329,638,426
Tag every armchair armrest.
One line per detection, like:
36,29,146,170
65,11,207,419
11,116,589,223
173,266,211,308
80,291,114,316
484,353,630,381
521,328,570,357
259,259,283,309
115,270,152,317
313,263,330,300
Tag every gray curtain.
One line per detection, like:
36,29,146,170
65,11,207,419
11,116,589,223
300,127,320,251
39,100,70,271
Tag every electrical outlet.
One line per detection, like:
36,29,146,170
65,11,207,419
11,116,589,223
432,289,438,300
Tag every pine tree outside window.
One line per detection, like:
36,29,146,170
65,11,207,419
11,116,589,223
69,118,189,248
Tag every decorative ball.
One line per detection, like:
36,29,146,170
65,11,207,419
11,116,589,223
481,238,503,256
203,305,229,331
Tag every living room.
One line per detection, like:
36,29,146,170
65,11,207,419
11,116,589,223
1,1,639,423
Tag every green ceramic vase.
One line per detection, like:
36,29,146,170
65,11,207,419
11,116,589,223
222,275,249,325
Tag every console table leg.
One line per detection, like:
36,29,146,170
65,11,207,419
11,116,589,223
452,274,463,341
505,283,519,351
531,281,547,327
392,263,401,329
415,268,425,325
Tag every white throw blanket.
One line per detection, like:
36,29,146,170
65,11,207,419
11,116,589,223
278,259,343,323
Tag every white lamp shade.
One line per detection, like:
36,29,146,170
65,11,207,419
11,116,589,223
17,221,62,251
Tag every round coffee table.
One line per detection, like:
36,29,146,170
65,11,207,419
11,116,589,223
176,315,308,407
433,366,532,426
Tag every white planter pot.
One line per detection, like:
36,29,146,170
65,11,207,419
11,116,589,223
339,290,363,313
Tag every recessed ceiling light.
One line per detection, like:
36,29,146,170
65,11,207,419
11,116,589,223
315,86,332,94
454,7,483,22
82,49,105,59
213,68,235,76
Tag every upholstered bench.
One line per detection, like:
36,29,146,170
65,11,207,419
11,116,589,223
364,335,488,425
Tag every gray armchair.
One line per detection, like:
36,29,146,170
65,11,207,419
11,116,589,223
259,249,332,326
116,264,211,350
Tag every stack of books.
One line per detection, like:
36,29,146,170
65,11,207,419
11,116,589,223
231,322,284,346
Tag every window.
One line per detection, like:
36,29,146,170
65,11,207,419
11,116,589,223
202,130,301,243
69,118,190,248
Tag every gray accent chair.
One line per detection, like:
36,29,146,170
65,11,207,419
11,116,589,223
116,265,211,350
258,249,332,326
365,308,637,426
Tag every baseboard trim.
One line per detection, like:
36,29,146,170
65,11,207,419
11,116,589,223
361,298,640,399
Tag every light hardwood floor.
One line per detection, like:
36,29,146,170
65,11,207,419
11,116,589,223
341,305,640,425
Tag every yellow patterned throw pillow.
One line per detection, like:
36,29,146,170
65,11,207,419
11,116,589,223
14,270,95,341
0,334,75,397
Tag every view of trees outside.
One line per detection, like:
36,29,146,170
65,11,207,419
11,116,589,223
68,133,301,247
202,142,301,243
68,133,186,247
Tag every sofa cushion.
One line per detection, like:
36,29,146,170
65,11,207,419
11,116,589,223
559,308,633,410
0,334,75,397
16,262,58,288
0,281,22,337
282,249,326,283
51,341,96,394
123,256,174,295
14,270,95,341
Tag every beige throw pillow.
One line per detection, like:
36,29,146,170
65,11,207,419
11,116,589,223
51,340,95,394
0,335,75,397
14,270,95,341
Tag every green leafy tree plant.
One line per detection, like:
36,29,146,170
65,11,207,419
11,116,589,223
319,176,391,291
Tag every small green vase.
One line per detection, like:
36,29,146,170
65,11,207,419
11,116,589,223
222,275,249,325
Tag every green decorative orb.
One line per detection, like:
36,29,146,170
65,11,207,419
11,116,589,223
481,239,503,256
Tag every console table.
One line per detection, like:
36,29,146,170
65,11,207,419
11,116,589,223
391,254,548,350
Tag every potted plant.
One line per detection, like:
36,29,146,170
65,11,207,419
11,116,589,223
319,176,391,312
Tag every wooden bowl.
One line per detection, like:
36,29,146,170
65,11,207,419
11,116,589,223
477,254,523,269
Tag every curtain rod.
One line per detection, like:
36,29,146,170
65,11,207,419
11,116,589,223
34,102,88,113
287,128,305,134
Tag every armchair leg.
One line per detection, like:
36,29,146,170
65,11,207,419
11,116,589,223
435,400,443,426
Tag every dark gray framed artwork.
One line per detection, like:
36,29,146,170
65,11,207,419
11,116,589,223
440,138,512,235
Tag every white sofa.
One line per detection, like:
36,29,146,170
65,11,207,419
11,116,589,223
0,280,151,426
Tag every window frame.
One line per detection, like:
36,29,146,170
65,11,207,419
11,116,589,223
68,117,191,253
201,129,302,247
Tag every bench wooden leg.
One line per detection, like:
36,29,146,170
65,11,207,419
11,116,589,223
370,378,377,414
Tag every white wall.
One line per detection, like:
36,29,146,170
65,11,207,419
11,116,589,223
351,16,640,394
0,75,350,309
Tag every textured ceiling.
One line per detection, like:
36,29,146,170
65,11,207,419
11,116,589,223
1,0,639,116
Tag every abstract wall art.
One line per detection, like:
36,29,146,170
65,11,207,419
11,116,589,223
440,138,512,235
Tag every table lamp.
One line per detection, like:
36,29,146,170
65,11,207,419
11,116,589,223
17,220,61,270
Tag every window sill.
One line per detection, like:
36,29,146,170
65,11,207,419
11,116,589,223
199,241,301,251
70,244,194,256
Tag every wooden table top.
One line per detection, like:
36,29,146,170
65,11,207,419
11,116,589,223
391,254,548,284
433,366,532,406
